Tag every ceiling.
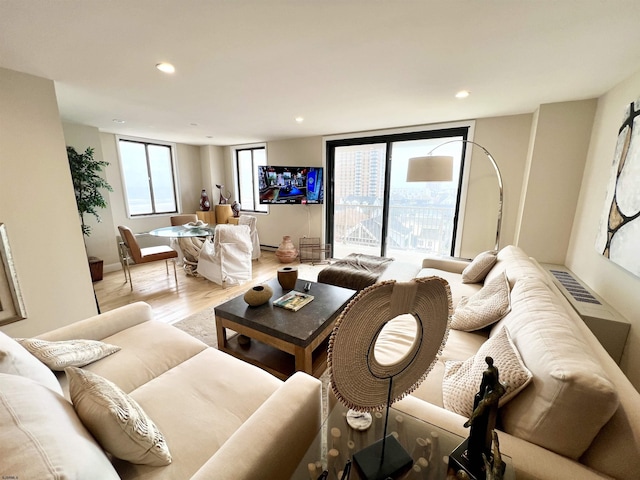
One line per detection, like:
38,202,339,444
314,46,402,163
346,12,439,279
2,0,640,146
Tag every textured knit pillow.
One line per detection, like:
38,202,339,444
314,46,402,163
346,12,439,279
451,271,511,331
462,250,497,284
65,367,172,466
15,338,120,371
442,326,532,417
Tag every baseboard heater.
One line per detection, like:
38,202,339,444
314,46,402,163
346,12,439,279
540,263,630,365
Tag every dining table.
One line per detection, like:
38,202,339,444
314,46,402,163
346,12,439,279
148,224,215,238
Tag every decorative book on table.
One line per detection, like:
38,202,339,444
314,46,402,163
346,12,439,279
273,291,314,311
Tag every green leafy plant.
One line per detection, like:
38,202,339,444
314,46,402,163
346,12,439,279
67,146,113,236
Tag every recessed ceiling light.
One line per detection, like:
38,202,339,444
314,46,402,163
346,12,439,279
455,90,470,99
295,116,304,123
112,119,125,124
156,62,175,74
190,123,199,127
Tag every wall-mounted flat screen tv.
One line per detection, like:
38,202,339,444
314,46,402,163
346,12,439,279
258,166,324,204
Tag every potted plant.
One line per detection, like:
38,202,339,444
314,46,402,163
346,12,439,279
67,146,113,281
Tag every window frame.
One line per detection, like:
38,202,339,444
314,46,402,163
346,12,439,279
116,135,180,217
233,143,268,214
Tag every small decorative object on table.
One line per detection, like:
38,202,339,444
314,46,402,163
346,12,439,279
449,356,506,480
277,266,298,289
273,290,314,311
231,200,241,217
243,284,273,307
199,189,210,211
216,184,230,204
276,235,298,263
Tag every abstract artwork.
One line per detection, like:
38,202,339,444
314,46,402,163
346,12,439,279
595,98,640,278
0,223,26,326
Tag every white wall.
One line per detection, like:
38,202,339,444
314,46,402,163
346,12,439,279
567,68,640,388
516,100,597,263
0,68,97,336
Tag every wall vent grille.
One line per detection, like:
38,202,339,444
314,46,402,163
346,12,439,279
548,269,601,305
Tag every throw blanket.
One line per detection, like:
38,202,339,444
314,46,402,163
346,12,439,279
317,253,394,291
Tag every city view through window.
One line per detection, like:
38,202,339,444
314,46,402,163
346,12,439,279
330,136,464,262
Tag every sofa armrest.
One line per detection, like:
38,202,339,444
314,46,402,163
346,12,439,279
191,372,322,480
37,302,153,342
421,255,471,274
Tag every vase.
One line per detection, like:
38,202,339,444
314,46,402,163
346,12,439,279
243,284,273,307
200,189,211,211
275,235,298,263
277,266,298,290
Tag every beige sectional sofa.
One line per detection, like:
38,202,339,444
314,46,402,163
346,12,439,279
0,302,322,479
377,245,640,479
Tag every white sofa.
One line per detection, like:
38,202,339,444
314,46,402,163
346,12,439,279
376,245,640,480
0,302,322,479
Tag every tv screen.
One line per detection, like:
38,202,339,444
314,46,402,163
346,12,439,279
258,166,324,204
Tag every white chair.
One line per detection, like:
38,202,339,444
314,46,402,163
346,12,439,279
197,224,253,286
239,214,261,260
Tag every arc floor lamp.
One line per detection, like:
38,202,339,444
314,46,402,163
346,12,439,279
406,140,504,251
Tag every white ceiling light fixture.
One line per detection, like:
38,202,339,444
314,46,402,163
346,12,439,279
156,62,175,74
295,116,304,123
455,90,470,99
112,119,125,124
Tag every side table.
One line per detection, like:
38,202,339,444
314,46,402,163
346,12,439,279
290,402,515,480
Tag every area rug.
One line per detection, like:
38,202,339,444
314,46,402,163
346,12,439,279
172,303,332,411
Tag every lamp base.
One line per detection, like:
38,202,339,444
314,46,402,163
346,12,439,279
353,434,413,480
449,438,505,480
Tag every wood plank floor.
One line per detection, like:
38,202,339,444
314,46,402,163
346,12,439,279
93,250,326,324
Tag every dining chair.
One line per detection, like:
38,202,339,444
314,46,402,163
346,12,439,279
197,224,252,286
117,225,179,291
170,214,198,226
238,214,261,260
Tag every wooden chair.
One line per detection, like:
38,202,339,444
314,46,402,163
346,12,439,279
118,225,178,291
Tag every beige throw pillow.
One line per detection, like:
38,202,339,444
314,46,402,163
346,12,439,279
462,250,497,284
66,367,172,466
0,331,62,394
15,338,120,371
451,271,511,331
442,326,532,417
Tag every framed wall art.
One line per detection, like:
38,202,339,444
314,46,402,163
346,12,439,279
595,98,640,278
0,223,27,326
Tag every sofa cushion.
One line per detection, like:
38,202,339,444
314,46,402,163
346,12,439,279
417,268,481,306
0,331,62,394
0,372,119,479
498,277,619,459
451,271,511,331
462,250,497,283
484,245,547,288
442,326,532,417
15,337,120,371
66,366,172,466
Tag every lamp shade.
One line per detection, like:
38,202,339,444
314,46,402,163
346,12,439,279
406,155,454,182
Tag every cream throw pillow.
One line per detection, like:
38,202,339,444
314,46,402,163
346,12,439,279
0,331,62,394
462,250,497,284
451,271,511,331
66,367,172,466
442,326,532,417
15,338,120,371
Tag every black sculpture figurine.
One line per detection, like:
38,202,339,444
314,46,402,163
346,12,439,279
449,356,506,480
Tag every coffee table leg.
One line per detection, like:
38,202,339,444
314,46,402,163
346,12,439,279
294,345,313,375
215,317,227,349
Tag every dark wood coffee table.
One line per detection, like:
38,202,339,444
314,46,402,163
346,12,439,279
214,277,357,380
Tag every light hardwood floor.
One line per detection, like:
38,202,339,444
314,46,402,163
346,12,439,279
93,250,325,324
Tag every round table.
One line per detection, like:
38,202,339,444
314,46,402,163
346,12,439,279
148,225,215,238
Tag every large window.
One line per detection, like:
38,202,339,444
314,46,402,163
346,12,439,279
118,138,178,216
326,126,469,261
234,146,267,213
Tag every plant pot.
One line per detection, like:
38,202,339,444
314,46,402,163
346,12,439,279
88,256,103,282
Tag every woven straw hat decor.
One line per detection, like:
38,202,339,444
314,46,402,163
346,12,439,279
328,276,452,412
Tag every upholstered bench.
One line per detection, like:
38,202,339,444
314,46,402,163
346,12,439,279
317,253,394,291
